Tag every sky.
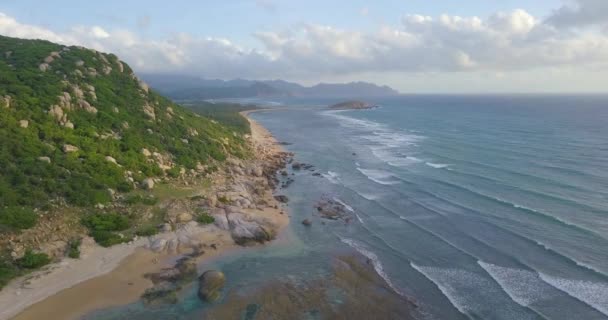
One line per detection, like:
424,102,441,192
1,0,607,93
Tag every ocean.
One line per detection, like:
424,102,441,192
88,95,608,320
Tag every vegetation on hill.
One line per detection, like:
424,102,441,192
0,35,257,288
182,101,256,135
0,35,249,212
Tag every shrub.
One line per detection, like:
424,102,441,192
196,213,215,225
90,230,129,247
135,225,159,237
0,258,18,289
67,238,81,259
82,213,131,247
82,213,131,232
0,207,38,230
17,249,51,269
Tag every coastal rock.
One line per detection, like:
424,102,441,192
150,238,167,252
274,195,289,203
316,197,351,221
226,212,276,245
198,270,226,302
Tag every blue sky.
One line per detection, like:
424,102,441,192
1,0,607,92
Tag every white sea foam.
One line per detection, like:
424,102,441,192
411,263,538,319
322,110,426,167
539,273,608,316
356,191,381,201
322,171,341,185
333,197,355,212
340,238,403,296
357,168,401,185
478,261,557,307
355,212,364,223
426,162,450,169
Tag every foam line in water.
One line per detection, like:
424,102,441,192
426,162,451,169
356,167,401,185
478,261,557,307
321,171,341,185
339,237,404,296
539,273,608,316
332,197,354,212
410,263,540,320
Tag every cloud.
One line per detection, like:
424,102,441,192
547,0,608,27
0,8,607,82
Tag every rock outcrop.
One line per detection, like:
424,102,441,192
198,270,225,302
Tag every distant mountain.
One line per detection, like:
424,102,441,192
140,74,400,100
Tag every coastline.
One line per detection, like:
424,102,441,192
1,109,291,320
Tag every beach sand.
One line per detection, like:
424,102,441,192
2,110,289,320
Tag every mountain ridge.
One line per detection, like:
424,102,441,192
140,73,400,99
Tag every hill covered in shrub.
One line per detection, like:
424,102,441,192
0,35,249,210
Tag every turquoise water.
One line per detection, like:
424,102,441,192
88,95,608,319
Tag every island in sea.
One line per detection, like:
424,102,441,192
329,100,377,110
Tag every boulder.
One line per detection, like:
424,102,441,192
227,212,275,245
150,238,167,252
302,219,312,227
141,148,152,157
105,156,118,164
37,156,51,164
251,166,263,177
142,178,155,190
143,103,156,120
139,80,150,93
176,212,193,223
198,270,225,302
19,120,29,128
39,63,49,72
274,195,289,203
1,95,11,108
62,144,79,153
49,105,64,121
79,100,98,113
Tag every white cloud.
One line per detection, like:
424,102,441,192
0,8,607,87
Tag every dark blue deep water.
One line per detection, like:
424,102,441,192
89,95,608,320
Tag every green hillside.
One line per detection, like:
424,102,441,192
0,35,249,210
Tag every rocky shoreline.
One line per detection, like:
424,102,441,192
2,111,293,320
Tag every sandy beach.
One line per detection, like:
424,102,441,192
1,110,290,320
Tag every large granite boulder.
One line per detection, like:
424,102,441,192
198,270,226,302
226,212,276,245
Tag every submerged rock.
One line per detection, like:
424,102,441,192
198,270,226,302
274,195,289,203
